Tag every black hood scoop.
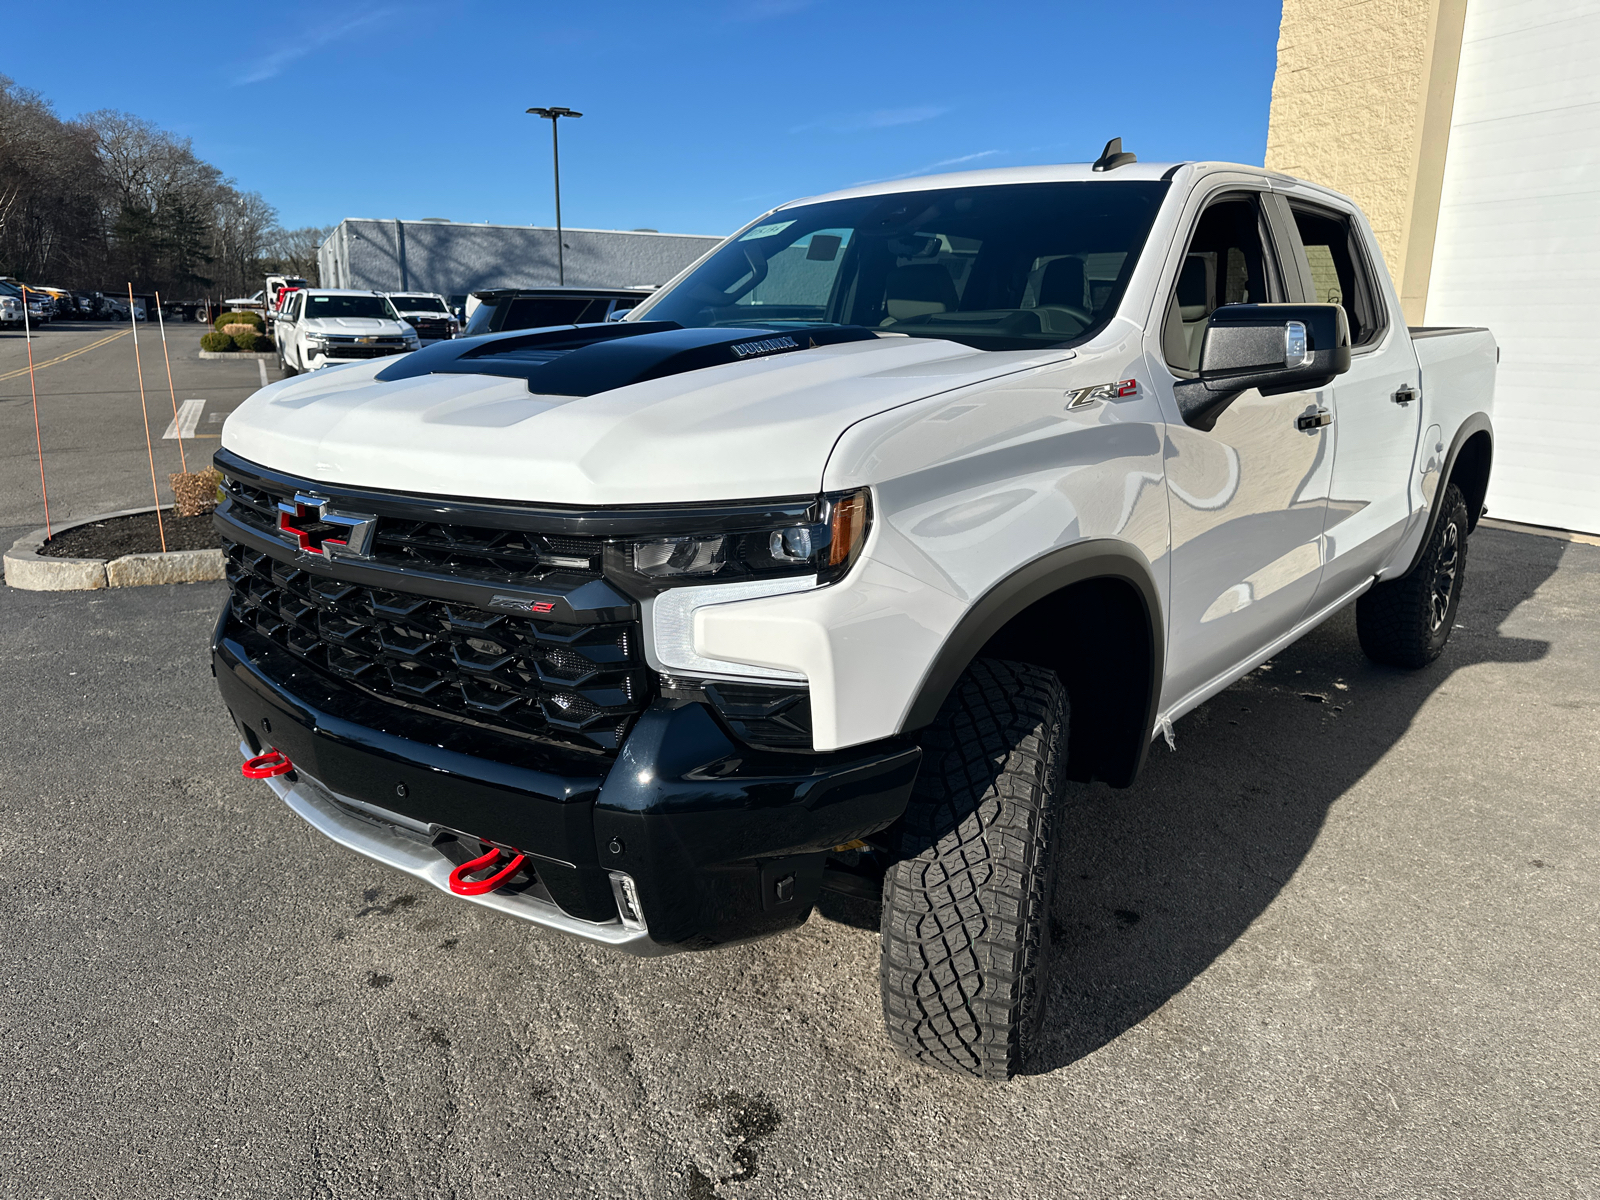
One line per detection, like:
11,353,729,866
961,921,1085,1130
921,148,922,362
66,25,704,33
373,321,878,397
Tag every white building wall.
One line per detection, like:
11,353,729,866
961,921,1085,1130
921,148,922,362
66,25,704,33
1425,0,1600,533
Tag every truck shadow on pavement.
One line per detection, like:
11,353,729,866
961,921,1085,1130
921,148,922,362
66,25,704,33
819,528,1561,1077
1026,528,1560,1075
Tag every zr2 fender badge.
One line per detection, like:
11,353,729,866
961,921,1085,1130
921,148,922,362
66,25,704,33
490,595,557,614
1065,379,1138,409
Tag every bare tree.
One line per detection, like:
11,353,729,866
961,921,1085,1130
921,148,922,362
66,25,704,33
265,225,332,284
0,78,104,283
213,189,279,299
0,80,307,303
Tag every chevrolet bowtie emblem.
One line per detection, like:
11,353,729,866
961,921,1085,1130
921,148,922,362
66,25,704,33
277,493,377,558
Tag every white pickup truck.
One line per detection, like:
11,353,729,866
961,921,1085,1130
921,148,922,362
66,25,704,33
211,150,1495,1080
272,288,420,374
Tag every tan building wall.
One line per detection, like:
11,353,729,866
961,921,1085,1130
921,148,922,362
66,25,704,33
1265,0,1468,324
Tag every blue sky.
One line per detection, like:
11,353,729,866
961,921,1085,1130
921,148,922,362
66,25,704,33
7,1,1283,236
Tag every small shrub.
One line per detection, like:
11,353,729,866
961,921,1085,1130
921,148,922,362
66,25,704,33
200,331,234,352
213,310,262,332
169,468,223,517
232,330,264,352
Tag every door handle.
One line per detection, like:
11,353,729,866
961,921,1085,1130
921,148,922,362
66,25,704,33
1392,384,1419,405
1296,407,1332,431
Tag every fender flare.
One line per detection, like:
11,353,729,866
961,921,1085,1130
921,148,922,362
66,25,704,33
1402,412,1493,577
899,539,1165,787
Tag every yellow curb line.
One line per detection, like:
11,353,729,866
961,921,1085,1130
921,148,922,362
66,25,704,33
0,328,132,383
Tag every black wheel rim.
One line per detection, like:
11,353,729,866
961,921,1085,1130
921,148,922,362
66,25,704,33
1430,520,1459,633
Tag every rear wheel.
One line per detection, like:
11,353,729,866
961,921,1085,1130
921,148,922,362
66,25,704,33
879,658,1067,1080
1357,481,1469,668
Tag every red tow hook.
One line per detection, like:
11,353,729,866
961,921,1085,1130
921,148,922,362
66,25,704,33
242,750,295,780
448,845,527,896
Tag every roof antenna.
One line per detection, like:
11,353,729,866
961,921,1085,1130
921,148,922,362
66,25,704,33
1093,137,1137,172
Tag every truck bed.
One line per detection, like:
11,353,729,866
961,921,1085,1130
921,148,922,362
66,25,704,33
1411,326,1497,437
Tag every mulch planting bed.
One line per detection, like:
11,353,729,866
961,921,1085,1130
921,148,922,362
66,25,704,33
40,511,219,559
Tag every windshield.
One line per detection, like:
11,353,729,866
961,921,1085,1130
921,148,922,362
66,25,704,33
391,295,447,313
639,181,1168,351
304,294,397,320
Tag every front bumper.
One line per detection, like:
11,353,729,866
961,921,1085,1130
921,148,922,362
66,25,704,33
215,612,919,953
240,739,668,953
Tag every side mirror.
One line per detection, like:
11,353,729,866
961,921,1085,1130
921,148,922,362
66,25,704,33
1174,303,1351,431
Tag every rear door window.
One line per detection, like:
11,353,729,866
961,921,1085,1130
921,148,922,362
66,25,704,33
1286,203,1386,347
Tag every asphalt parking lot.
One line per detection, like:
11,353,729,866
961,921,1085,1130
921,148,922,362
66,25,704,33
4,525,1596,1199
2,330,1597,1198
0,320,281,528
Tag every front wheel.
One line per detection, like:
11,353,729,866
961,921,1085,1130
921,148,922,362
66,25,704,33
1357,481,1470,668
879,658,1067,1080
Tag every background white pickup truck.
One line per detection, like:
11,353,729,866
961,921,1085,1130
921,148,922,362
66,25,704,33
213,153,1494,1081
384,291,460,343
272,287,419,373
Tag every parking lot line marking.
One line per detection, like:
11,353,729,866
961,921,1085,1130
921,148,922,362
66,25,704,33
258,359,268,388
163,398,205,440
0,328,131,383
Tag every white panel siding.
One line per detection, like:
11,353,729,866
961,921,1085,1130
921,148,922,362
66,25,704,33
1425,0,1600,533
315,221,722,303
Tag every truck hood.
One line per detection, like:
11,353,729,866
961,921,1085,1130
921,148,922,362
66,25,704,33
301,316,411,336
221,331,1073,504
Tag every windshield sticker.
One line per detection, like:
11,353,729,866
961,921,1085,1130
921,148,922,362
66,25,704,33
738,220,795,241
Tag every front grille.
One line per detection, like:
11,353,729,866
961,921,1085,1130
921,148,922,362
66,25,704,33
412,318,453,338
221,476,606,583
325,345,407,359
223,540,647,752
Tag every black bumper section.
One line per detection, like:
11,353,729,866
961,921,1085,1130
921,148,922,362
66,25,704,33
214,612,919,950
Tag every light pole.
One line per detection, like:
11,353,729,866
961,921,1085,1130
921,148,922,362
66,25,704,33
525,106,583,286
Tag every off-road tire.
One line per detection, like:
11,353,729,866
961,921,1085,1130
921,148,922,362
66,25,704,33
879,658,1067,1080
277,343,296,376
1357,481,1470,668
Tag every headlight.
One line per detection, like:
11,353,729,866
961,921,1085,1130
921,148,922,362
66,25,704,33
623,488,870,592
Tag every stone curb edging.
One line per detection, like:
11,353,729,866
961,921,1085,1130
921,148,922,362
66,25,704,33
3,505,225,592
199,349,277,361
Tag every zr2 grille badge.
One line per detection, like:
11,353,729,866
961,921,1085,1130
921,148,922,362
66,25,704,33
277,493,377,559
